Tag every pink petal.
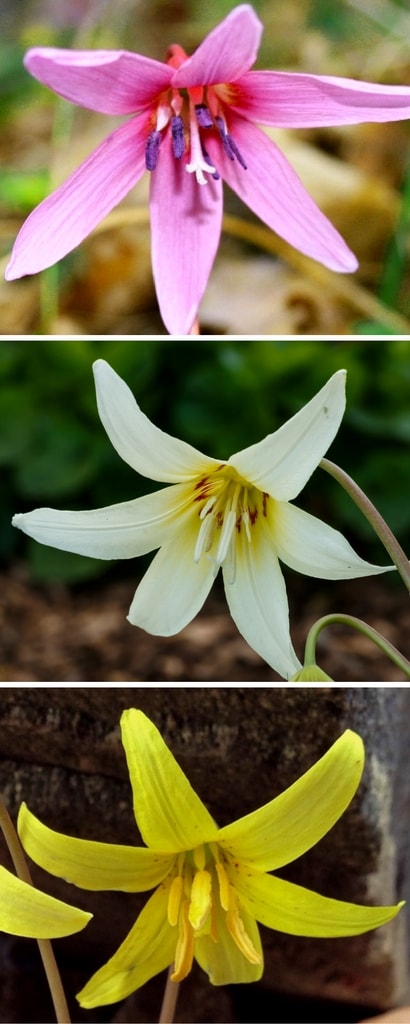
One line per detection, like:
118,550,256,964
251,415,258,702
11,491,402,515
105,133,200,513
171,4,262,89
233,70,410,127
24,47,172,114
206,115,358,272
149,138,223,334
5,116,150,280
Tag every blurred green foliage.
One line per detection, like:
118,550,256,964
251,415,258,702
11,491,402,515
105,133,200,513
1,339,409,582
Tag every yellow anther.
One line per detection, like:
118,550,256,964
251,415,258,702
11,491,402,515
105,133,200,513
215,859,230,912
171,899,195,982
188,868,212,930
226,896,262,965
167,875,183,927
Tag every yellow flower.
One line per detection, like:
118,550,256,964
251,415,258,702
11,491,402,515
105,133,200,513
18,710,403,1009
0,864,91,938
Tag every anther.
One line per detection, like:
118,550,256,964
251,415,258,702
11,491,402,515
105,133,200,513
195,103,214,128
171,115,185,158
215,116,247,169
145,130,162,171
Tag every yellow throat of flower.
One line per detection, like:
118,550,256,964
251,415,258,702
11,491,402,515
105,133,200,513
193,466,269,584
167,842,261,982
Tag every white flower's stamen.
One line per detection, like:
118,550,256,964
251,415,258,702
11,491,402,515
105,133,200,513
186,102,217,184
215,483,241,567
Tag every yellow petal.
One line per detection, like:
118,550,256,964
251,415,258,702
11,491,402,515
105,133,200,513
0,865,91,938
121,709,218,851
18,802,173,890
233,869,404,937
217,730,364,870
77,882,175,1008
195,893,263,985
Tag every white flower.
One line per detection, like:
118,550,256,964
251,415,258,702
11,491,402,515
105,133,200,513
12,361,392,679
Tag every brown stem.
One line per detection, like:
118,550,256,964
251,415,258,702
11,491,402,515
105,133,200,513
0,800,71,1024
158,965,180,1024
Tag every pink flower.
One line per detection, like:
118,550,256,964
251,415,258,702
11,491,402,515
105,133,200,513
6,4,410,334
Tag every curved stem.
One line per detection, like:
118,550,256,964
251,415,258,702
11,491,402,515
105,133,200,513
0,800,71,1024
304,613,410,678
320,458,410,593
158,965,180,1024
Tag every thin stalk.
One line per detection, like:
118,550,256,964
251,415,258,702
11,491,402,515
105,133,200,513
0,800,71,1024
320,458,410,593
304,612,410,678
158,966,180,1024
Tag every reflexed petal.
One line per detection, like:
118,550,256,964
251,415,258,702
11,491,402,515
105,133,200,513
223,519,301,680
217,731,364,870
5,116,149,280
171,5,263,88
273,502,394,579
94,360,220,481
18,803,173,892
127,513,216,634
206,115,357,272
149,137,223,334
229,370,346,500
11,485,193,559
233,70,410,127
195,894,263,984
232,869,404,937
77,882,176,1008
25,47,173,114
121,710,217,852
0,865,91,938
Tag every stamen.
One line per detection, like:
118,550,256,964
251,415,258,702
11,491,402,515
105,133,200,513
195,103,214,128
145,130,162,171
215,115,247,169
193,845,206,871
215,860,230,912
171,900,195,982
203,147,221,181
226,894,262,965
167,875,183,927
188,869,212,930
171,115,185,158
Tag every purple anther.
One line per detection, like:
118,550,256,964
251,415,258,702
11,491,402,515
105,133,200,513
195,103,214,128
202,148,220,180
145,130,162,171
215,115,247,169
225,134,247,169
171,115,185,159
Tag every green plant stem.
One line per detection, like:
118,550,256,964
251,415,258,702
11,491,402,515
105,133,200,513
304,613,410,678
158,966,180,1024
320,458,410,593
0,800,71,1024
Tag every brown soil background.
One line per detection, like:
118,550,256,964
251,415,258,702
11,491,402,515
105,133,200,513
1,566,408,682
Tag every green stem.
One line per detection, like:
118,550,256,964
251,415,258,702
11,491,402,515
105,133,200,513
0,800,71,1024
304,613,410,678
158,966,180,1024
320,458,410,593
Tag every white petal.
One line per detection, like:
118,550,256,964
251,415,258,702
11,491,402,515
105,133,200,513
223,520,301,679
12,485,192,559
229,370,346,500
273,501,394,579
127,513,215,635
93,360,220,482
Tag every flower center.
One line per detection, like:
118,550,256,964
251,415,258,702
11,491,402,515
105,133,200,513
145,47,247,183
192,466,270,583
167,843,261,982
